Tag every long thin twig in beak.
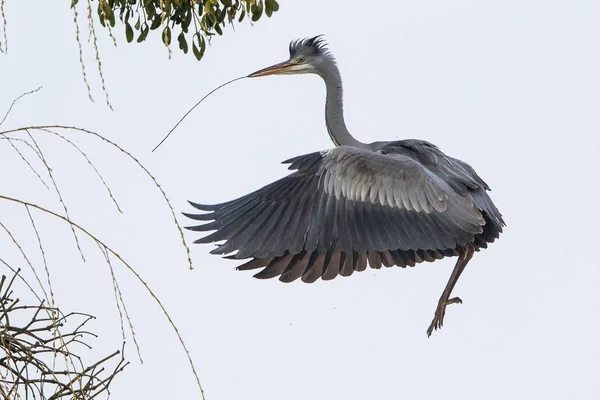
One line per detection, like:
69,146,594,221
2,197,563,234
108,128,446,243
152,76,247,153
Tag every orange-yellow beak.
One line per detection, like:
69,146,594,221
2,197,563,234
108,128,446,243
247,61,295,78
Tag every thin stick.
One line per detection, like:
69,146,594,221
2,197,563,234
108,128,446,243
0,221,50,303
1,136,49,189
152,76,247,152
0,0,7,54
0,124,194,270
39,128,122,213
72,3,94,102
25,205,55,307
0,86,42,127
99,244,143,364
86,0,112,110
25,129,86,262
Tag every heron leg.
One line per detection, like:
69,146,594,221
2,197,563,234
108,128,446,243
426,245,475,337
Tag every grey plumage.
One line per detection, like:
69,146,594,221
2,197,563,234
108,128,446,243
185,35,505,336
186,144,503,268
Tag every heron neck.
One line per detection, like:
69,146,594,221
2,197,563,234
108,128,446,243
323,71,365,148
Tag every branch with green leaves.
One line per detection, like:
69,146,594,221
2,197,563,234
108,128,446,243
76,0,280,61
1,1,277,106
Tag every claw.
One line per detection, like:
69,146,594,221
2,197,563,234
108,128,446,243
446,297,462,305
426,296,463,337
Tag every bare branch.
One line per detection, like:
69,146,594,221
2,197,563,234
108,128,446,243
0,195,205,399
24,129,86,262
0,221,50,303
71,3,94,102
0,87,42,127
1,270,127,399
1,122,203,398
0,124,194,271
99,245,143,364
85,0,112,110
38,128,122,213
1,135,50,189
25,206,55,307
0,0,6,54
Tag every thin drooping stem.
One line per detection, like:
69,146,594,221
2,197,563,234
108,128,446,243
152,76,246,152
0,124,194,271
0,195,205,399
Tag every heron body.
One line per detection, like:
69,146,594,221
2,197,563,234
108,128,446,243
185,36,505,336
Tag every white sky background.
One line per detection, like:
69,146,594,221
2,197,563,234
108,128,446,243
1,0,600,399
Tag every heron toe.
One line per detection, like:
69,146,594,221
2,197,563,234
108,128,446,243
446,296,463,305
427,305,447,337
426,298,463,337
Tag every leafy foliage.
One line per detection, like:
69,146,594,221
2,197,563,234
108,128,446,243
73,0,280,61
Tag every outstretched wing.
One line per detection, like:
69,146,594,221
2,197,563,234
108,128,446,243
185,146,489,283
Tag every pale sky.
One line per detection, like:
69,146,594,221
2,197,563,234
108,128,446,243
1,1,599,399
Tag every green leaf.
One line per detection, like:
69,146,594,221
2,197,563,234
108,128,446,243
200,38,206,57
216,8,226,24
146,2,156,19
227,7,235,23
192,34,206,61
251,1,263,22
125,22,134,43
162,26,172,46
137,23,149,43
183,10,192,31
193,42,201,60
97,1,106,27
101,1,110,16
83,0,281,61
178,32,188,53
265,0,273,17
104,4,116,27
150,16,162,30
205,13,216,28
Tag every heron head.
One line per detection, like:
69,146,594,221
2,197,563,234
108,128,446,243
248,35,335,78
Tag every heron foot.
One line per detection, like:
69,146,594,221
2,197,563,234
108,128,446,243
426,297,463,337
446,296,462,305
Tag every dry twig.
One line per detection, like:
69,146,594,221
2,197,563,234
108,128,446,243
0,270,128,399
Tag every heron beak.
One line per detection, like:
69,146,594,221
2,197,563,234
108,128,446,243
247,61,296,77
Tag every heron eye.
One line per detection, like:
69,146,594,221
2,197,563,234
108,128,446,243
296,56,305,63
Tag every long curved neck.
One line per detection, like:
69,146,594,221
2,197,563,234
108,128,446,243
321,65,365,148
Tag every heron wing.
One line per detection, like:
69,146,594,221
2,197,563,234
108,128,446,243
185,146,487,282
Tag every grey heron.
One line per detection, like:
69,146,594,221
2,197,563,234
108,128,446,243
185,36,505,336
